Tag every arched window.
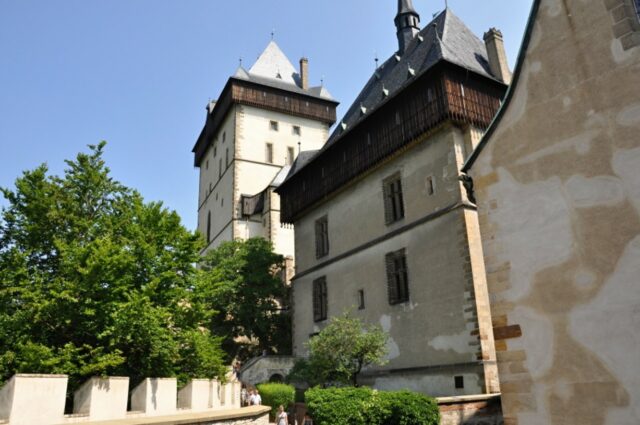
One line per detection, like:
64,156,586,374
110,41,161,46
206,211,211,243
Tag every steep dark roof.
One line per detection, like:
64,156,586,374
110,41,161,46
326,9,497,147
282,150,318,183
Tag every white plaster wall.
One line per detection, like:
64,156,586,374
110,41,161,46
236,105,329,166
198,106,237,253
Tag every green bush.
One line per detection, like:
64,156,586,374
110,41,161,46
305,387,440,425
256,383,295,418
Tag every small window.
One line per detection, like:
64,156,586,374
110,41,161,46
206,160,209,170
209,182,212,193
266,143,274,164
287,147,295,165
222,132,226,143
221,198,224,207
455,376,464,389
426,176,435,196
383,173,405,224
358,290,365,310
226,148,229,166
206,211,211,243
313,277,328,322
315,215,329,259
270,121,279,131
218,159,222,178
292,126,301,136
214,146,217,157
385,249,409,305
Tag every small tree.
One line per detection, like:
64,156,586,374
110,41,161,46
290,313,389,387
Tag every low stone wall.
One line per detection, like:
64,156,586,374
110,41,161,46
0,374,248,425
438,394,503,425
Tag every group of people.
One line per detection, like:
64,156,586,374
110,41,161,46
240,387,262,406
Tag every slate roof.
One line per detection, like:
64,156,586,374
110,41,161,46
232,41,335,102
326,8,497,147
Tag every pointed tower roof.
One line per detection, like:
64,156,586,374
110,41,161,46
248,41,300,86
397,0,418,16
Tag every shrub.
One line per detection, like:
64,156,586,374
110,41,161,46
256,383,295,419
306,387,374,425
305,387,440,425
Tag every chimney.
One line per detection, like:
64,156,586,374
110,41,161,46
483,28,512,84
299,58,309,90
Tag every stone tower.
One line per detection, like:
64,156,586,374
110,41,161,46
192,42,338,262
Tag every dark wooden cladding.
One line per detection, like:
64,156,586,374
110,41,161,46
193,78,338,166
277,63,506,223
231,81,337,125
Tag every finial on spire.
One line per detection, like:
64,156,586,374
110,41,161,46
374,52,379,69
271,29,275,40
239,57,243,67
395,0,421,54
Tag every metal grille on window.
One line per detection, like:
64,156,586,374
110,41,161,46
315,216,329,258
383,174,405,224
385,249,409,305
313,277,328,322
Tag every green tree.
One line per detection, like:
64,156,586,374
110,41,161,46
198,238,291,361
0,142,227,389
289,313,389,387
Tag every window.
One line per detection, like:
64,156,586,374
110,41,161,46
383,173,405,224
266,143,274,164
214,146,217,157
287,147,295,165
385,249,409,305
222,132,226,143
270,121,279,131
313,277,328,322
218,159,222,178
455,376,464,389
206,160,209,170
206,211,211,243
358,290,365,310
292,126,301,136
226,148,229,167
315,215,329,259
426,176,435,196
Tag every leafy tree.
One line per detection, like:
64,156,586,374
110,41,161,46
288,313,389,387
198,238,291,361
0,142,227,389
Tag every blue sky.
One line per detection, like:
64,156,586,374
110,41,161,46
0,1,533,231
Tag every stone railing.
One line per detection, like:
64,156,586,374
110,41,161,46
0,374,268,425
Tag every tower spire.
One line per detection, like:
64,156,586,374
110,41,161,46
395,0,421,54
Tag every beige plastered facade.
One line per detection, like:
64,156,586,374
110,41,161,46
197,104,329,258
292,123,500,397
466,0,640,424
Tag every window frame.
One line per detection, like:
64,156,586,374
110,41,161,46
315,215,330,259
287,146,295,165
270,120,279,131
292,125,301,136
313,277,328,322
383,173,405,224
266,143,274,164
385,248,409,305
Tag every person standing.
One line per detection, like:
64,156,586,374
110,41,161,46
276,405,289,425
254,389,262,405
